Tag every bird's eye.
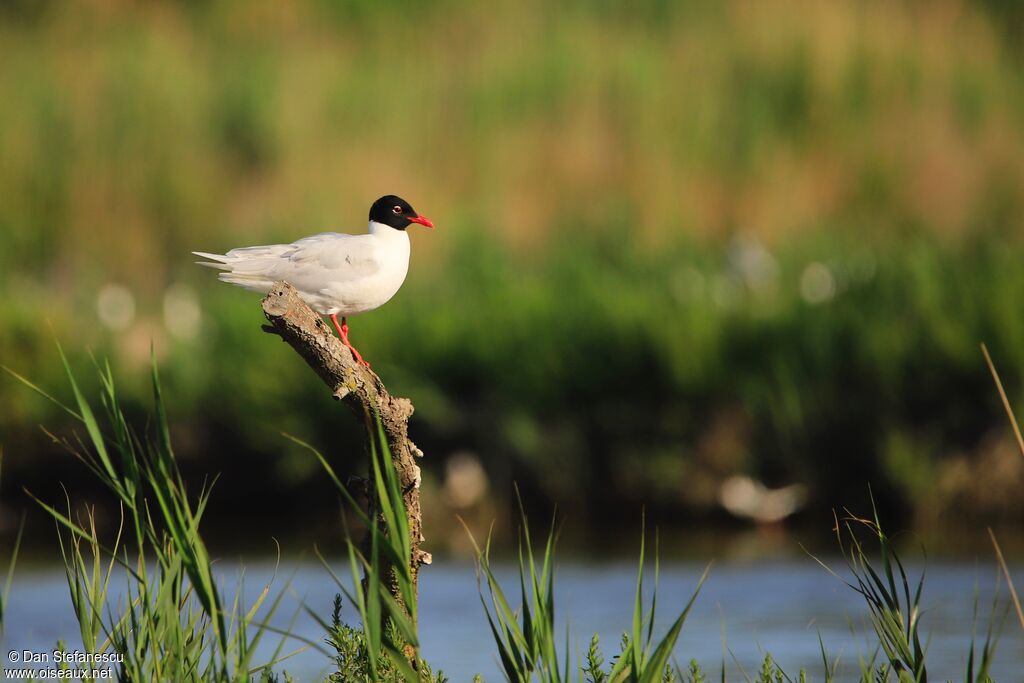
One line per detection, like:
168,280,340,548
392,205,403,214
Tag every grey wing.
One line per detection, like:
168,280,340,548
221,233,380,291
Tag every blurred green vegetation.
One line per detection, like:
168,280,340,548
2,0,1024,543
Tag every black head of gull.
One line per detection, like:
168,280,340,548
369,195,435,230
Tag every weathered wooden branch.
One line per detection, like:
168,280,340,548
260,282,431,612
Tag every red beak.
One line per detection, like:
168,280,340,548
408,215,435,229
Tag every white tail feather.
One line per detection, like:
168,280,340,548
217,272,275,293
192,250,229,262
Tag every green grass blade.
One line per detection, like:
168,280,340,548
640,563,711,683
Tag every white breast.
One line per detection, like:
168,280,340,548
316,222,411,315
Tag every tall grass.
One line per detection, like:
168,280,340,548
291,428,446,683
0,449,25,645
816,507,929,681
3,349,1018,681
9,231,1024,537
980,344,1024,634
808,499,1006,683
4,0,1024,533
6,350,309,681
465,511,709,683
464,501,1008,682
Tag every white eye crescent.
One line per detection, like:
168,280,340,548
392,205,403,214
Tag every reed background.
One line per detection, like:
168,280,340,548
2,0,1024,555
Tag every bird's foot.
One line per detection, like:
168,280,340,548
346,343,371,368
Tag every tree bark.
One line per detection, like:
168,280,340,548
260,282,431,614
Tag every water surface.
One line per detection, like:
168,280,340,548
6,559,1022,681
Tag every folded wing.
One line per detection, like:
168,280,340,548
193,233,381,294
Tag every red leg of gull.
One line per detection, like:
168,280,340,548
329,314,371,367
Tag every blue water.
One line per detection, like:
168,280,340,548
5,558,1023,681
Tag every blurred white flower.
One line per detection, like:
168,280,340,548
163,283,202,340
800,262,836,304
728,234,779,293
442,451,489,509
97,284,136,331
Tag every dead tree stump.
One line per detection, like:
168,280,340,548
260,281,431,616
